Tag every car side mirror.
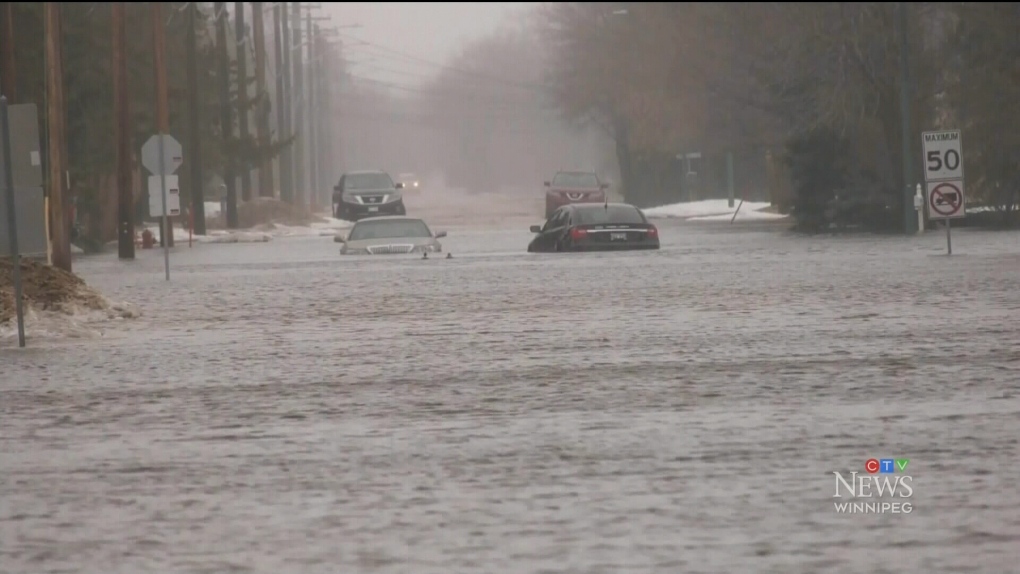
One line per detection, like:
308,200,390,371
394,182,404,189
333,233,346,243
434,231,447,238
543,181,551,187
530,225,542,233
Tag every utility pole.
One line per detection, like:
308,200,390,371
186,1,206,235
897,1,917,235
1,2,16,102
216,1,238,228
291,1,304,208
112,2,134,259
235,2,252,201
316,37,328,195
306,16,318,209
252,2,274,198
317,34,333,196
44,2,70,271
152,2,174,247
274,1,292,203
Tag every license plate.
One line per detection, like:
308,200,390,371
610,232,627,241
368,207,379,212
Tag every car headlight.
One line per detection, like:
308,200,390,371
341,247,370,255
413,244,438,253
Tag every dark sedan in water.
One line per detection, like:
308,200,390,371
527,203,660,252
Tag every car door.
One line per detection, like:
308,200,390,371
538,209,568,251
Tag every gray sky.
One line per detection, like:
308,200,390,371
321,2,540,88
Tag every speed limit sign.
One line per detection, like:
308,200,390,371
922,130,963,182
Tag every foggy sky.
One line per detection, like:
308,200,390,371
322,2,540,87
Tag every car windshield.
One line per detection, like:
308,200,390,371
552,172,599,188
345,172,394,191
348,219,432,241
573,206,646,225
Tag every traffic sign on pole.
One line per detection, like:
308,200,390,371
921,130,965,255
927,180,965,220
148,174,181,217
141,133,182,175
921,130,963,182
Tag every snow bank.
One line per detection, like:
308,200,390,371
643,199,788,222
139,215,352,245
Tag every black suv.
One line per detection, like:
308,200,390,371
332,170,406,221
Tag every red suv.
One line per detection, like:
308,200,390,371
544,171,608,218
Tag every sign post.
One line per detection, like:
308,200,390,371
921,130,964,255
141,133,183,280
1,95,25,347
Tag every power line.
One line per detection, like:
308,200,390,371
335,31,555,93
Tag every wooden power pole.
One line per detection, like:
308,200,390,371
290,1,304,208
279,1,293,204
186,1,206,234
113,2,134,259
273,2,292,203
216,1,238,228
1,2,17,102
252,2,274,198
235,2,252,201
44,2,70,271
305,16,318,209
152,2,173,247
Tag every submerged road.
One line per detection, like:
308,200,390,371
2,217,1019,573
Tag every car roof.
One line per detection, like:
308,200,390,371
344,170,391,176
565,202,639,211
351,216,426,224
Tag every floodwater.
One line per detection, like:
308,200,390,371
2,214,1019,574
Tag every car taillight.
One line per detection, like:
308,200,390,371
646,226,658,238
569,227,587,240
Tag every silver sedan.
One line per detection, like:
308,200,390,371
336,216,446,255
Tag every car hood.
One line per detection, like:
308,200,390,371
549,186,602,192
343,187,397,195
342,237,440,254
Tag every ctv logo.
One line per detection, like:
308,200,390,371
833,458,913,514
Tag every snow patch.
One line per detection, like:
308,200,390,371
643,199,788,222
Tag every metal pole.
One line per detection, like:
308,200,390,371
1,2,17,102
897,1,916,235
1,94,26,347
730,197,745,224
946,217,952,255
